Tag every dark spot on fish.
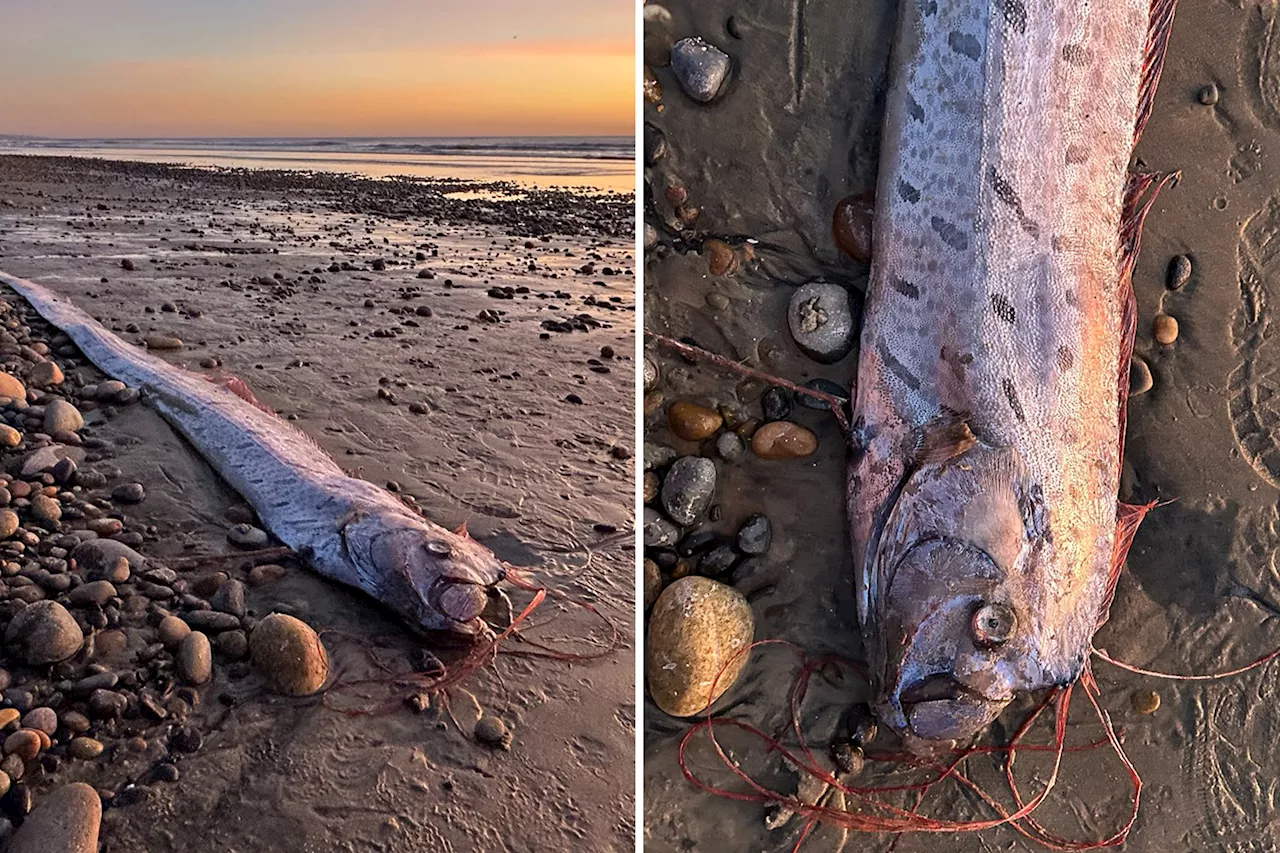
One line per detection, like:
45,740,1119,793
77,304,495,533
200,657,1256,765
921,0,937,15
1016,482,1052,542
877,339,921,391
890,276,921,299
930,216,969,251
897,179,921,203
1002,378,1026,422
1051,234,1066,252
990,293,1016,324
948,31,982,61
1065,144,1089,165
1062,43,1089,66
958,352,974,365
1057,345,1074,371
989,167,1042,239
906,94,925,122
998,0,1027,33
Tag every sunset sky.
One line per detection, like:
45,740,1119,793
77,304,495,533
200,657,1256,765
1,0,633,138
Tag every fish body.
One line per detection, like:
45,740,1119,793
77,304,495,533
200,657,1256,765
849,0,1173,743
0,272,504,636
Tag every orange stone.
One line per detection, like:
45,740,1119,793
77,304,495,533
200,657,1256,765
751,421,819,459
668,401,723,441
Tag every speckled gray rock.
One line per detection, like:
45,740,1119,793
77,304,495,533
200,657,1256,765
670,37,731,102
787,280,859,364
736,514,772,555
4,601,83,665
714,431,744,462
8,782,100,853
643,507,680,548
644,441,678,471
660,456,716,526
227,524,268,548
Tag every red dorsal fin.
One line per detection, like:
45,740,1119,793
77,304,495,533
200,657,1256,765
205,374,278,417
1135,0,1179,144
454,521,469,538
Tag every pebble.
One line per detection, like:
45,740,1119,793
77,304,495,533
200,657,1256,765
144,335,183,350
228,524,268,548
211,579,247,617
7,782,99,853
1153,313,1179,345
832,194,875,263
215,630,249,660
474,715,513,750
1129,356,1154,397
27,362,63,388
111,483,146,504
644,559,663,609
0,374,25,401
760,387,791,422
178,631,213,685
642,507,680,548
67,581,116,607
71,539,146,574
2,730,39,762
796,378,850,411
4,601,83,665
0,510,17,539
736,514,772,554
670,37,731,102
646,576,754,717
67,738,103,760
643,355,659,392
643,124,667,166
642,471,659,504
170,726,202,753
1131,689,1160,715
667,401,722,441
660,457,717,525
21,446,80,478
0,711,19,731
29,494,61,524
1198,83,1219,105
751,421,819,459
703,239,737,276
0,425,20,448
714,431,744,462
247,563,287,586
19,709,55,737
1167,254,1192,290
788,280,859,363
183,611,241,632
60,712,89,734
88,689,127,718
698,544,737,575
42,400,81,434
250,613,329,695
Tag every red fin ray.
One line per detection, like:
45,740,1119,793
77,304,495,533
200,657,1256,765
1135,0,1179,143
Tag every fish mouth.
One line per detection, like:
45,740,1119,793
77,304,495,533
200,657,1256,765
426,574,493,625
895,673,1011,742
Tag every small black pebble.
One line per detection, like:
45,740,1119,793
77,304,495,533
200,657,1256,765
761,387,792,422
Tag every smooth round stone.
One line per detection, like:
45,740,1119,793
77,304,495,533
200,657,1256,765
59,712,90,734
0,426,20,448
643,355,659,392
670,37,731,102
760,387,791,422
474,715,512,750
0,711,18,730
646,576,754,717
698,544,737,576
2,731,39,762
87,690,126,718
19,708,55,737
0,374,25,401
1153,313,1179,345
1129,356,1154,397
249,614,329,696
246,564,287,586
210,579,247,617
0,511,17,539
642,508,680,548
178,632,212,685
214,630,249,660
787,280,859,363
4,601,83,665
144,335,183,350
714,431,744,462
71,539,146,574
30,495,61,524
227,524,268,548
67,581,116,607
27,362,63,388
42,401,82,435
644,559,663,609
703,239,737,276
1167,254,1192,290
7,782,99,853
751,421,819,459
660,456,716,526
1131,689,1160,715
736,514,772,555
833,194,874,263
183,611,241,632
643,442,678,471
110,483,145,504
67,738,103,760
667,401,722,441
642,471,659,504
796,378,851,411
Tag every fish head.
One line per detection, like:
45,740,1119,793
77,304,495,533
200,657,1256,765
866,442,1097,747
364,519,506,635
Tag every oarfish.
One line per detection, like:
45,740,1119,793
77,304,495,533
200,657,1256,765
849,0,1175,745
0,272,505,637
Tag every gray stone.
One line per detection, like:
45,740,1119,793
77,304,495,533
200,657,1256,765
4,601,83,665
787,280,859,364
670,37,731,102
660,456,716,526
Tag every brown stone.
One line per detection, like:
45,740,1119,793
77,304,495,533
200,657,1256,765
751,421,819,459
668,401,723,441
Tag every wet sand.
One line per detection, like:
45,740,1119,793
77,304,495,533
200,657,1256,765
644,1,1280,851
0,153,635,851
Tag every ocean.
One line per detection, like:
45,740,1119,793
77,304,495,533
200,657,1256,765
0,136,636,194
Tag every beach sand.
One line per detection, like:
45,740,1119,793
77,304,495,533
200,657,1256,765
0,153,635,851
644,1,1280,851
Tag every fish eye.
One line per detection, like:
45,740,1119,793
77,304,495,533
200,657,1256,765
971,602,1016,646
425,541,452,558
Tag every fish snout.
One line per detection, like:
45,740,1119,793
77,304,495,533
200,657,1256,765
893,673,1011,743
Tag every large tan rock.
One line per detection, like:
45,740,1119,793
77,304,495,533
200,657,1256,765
8,782,100,853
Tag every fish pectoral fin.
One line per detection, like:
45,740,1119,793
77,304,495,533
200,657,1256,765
911,414,977,466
